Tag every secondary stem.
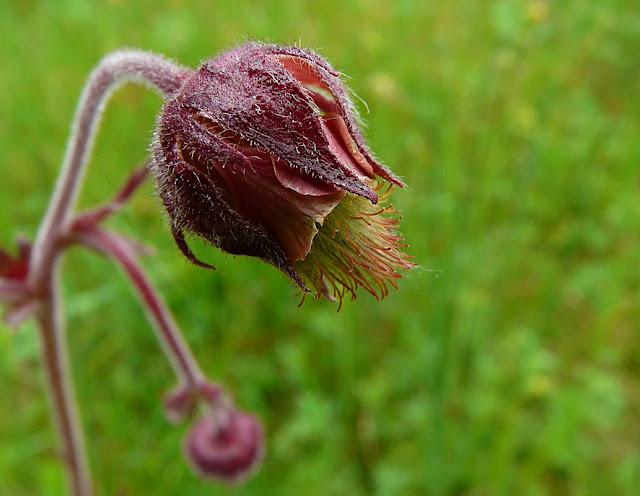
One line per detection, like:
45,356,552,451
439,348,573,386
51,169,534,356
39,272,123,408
72,227,205,388
25,50,190,495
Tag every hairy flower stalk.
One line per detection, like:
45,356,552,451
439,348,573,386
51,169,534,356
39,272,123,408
1,41,413,496
152,42,413,303
20,51,192,496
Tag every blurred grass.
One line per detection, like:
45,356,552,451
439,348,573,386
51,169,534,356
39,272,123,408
1,0,640,494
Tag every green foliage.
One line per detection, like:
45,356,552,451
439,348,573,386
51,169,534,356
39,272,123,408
1,0,639,494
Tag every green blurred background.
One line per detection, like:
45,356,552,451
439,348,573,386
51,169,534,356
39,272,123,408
1,0,639,494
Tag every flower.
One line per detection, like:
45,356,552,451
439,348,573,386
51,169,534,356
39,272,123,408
152,42,413,302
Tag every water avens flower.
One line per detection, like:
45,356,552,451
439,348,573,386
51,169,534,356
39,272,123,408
152,42,413,302
4,42,416,493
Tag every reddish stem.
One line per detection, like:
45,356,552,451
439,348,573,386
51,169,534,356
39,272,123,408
70,165,150,230
36,256,92,496
29,51,189,290
23,50,190,496
71,227,205,388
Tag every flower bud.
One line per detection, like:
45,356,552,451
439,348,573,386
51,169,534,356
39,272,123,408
184,408,264,483
152,42,413,302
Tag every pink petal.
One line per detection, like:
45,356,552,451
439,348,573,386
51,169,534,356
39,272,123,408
276,55,331,92
320,113,375,179
271,156,340,196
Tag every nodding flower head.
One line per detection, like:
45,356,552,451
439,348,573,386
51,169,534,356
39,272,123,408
152,42,413,303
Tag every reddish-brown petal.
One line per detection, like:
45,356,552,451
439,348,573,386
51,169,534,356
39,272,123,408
265,44,405,187
320,112,375,179
271,156,340,197
215,152,345,262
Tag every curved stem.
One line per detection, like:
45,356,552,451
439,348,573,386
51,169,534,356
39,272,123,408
29,50,189,289
72,227,205,388
36,256,91,496
24,50,191,496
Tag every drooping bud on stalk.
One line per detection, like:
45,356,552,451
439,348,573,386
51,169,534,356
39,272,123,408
184,407,264,483
152,42,414,302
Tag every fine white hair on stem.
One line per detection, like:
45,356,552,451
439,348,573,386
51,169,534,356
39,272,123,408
29,50,189,288
24,50,189,496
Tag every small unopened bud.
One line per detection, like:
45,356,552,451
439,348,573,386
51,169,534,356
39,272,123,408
184,408,264,483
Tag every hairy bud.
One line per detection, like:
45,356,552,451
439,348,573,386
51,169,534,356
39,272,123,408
184,408,264,483
152,42,413,302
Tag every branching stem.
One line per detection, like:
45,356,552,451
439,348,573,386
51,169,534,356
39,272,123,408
25,50,190,496
71,227,206,388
